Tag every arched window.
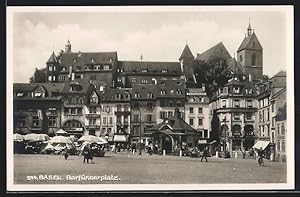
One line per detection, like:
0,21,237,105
251,54,256,65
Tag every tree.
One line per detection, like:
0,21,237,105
29,68,46,83
193,58,233,98
210,110,220,143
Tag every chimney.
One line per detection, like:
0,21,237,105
202,83,205,92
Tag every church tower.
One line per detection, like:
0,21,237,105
179,43,195,79
65,40,72,53
237,21,263,80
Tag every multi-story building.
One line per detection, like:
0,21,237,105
13,83,65,136
209,78,258,152
275,104,287,162
185,84,210,142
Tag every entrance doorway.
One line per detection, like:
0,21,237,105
162,134,173,153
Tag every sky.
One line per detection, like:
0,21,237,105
9,7,291,83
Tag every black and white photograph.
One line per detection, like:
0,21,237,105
6,6,294,191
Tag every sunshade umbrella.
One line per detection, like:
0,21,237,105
23,133,50,142
78,135,103,143
13,133,24,142
97,137,108,144
55,129,69,136
49,136,72,144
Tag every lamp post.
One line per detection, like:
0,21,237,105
222,117,228,158
105,106,110,136
139,110,142,155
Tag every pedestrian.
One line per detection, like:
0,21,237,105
241,147,246,159
83,144,89,163
64,148,69,160
201,147,209,162
132,143,136,154
111,143,116,153
87,145,94,164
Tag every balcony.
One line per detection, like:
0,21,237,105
85,125,100,129
85,114,100,118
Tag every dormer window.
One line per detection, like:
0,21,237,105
142,69,148,73
17,92,24,97
162,69,168,73
34,92,42,98
76,66,81,70
91,58,95,63
134,92,141,98
223,87,228,94
177,89,182,95
147,92,154,98
103,65,110,70
160,89,166,95
161,82,166,85
115,93,122,100
170,90,174,94
233,87,240,93
142,79,147,84
73,58,77,63
131,78,137,83
62,67,66,71
117,77,122,82
90,92,98,104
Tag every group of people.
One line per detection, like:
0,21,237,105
82,144,94,164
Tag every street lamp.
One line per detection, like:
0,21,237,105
105,106,110,136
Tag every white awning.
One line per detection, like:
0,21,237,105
113,135,127,142
253,141,270,150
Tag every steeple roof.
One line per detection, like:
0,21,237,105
237,32,263,52
179,44,194,60
195,42,232,62
46,52,58,64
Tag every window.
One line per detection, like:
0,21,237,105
233,113,240,120
177,89,182,95
48,76,52,81
32,116,39,127
162,69,168,73
170,90,174,94
103,65,110,70
124,105,129,112
89,118,96,125
247,100,253,107
117,77,122,82
203,130,208,138
147,92,153,98
277,123,280,135
16,116,26,127
234,100,240,107
198,118,203,126
177,101,182,107
281,140,285,152
222,100,226,108
48,116,57,127
117,116,121,124
124,116,129,124
246,112,252,120
131,78,137,83
142,79,148,84
239,55,242,62
102,128,106,133
198,108,203,114
281,123,285,135
133,114,139,122
277,140,281,151
160,89,166,95
161,82,166,85
103,117,107,125
146,114,152,122
49,66,52,71
117,105,122,112
109,117,112,124
190,107,194,114
160,111,167,119
59,75,66,81
233,87,240,93
108,128,112,134
147,102,153,109
16,92,24,97
142,69,148,73
89,107,96,113
189,118,194,126
251,54,256,66
168,111,173,117
134,92,140,98
272,117,275,127
267,109,270,121
34,92,42,98
90,75,96,80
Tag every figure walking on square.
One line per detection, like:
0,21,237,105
64,148,69,160
83,144,89,163
201,147,209,162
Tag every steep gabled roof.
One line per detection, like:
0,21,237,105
237,32,263,52
226,58,245,75
271,70,286,78
275,105,287,121
179,44,194,60
46,52,58,64
195,42,232,62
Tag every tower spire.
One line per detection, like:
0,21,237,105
247,18,252,36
